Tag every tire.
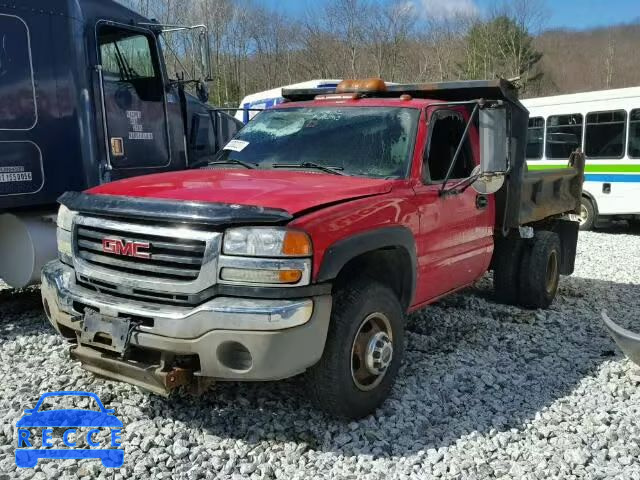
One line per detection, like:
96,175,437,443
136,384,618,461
518,231,561,309
306,279,405,419
493,237,525,305
579,197,596,231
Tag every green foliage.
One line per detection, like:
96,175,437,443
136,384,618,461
458,16,543,93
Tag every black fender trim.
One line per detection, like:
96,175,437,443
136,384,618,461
316,226,417,305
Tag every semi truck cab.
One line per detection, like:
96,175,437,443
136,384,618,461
0,0,241,288
42,79,585,419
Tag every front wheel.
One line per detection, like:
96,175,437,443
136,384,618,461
306,280,405,419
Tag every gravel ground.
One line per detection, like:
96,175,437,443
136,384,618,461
1,229,640,479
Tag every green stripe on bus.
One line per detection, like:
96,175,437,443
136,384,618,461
528,164,640,173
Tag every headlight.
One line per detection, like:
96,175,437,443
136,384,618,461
57,205,76,231
57,228,73,265
223,228,312,257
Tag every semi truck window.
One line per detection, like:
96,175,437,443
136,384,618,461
546,114,583,159
526,117,545,160
585,110,626,159
99,27,162,102
628,109,640,159
191,113,216,157
425,110,474,182
0,14,36,129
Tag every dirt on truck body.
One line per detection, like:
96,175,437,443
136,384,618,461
42,78,585,419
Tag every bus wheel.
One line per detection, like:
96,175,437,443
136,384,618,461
579,197,596,231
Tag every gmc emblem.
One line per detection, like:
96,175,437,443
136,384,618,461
102,238,151,259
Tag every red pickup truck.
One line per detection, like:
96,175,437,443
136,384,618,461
41,79,585,418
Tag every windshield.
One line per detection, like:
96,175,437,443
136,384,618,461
212,106,420,178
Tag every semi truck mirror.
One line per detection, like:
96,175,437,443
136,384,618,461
198,30,213,82
479,107,508,175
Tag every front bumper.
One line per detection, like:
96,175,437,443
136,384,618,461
602,312,640,366
41,261,332,394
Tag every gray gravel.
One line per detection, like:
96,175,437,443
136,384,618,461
2,228,640,479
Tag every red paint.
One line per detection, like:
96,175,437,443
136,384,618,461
102,238,151,259
88,169,394,216
87,97,496,310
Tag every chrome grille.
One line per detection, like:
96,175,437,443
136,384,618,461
76,225,205,280
72,215,222,295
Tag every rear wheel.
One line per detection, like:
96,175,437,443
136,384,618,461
579,197,596,231
518,231,562,309
306,280,405,419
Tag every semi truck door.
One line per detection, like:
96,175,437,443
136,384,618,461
413,109,495,303
96,24,170,175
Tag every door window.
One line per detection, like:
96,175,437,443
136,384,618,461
101,33,156,79
585,110,626,159
99,27,163,102
424,109,474,183
545,114,583,159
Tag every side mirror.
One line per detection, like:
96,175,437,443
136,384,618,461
479,106,508,175
473,106,508,195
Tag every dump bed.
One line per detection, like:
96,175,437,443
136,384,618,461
518,154,585,226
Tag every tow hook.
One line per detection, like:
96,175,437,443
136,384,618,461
163,367,214,395
164,367,193,390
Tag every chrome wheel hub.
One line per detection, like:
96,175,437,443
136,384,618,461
365,332,394,375
351,313,394,391
579,205,588,225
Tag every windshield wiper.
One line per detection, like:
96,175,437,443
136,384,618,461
272,162,345,176
207,159,256,169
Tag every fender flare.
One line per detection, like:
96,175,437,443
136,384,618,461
316,226,417,306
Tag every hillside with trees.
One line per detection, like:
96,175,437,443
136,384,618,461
118,0,640,105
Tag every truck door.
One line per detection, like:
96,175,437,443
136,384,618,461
412,108,495,303
96,24,171,176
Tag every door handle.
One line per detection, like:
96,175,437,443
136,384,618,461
476,195,488,210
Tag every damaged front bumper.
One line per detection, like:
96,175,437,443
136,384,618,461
41,260,332,395
602,312,640,366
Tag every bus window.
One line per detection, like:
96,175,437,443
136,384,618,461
630,109,640,159
585,110,626,159
526,117,544,160
546,114,583,159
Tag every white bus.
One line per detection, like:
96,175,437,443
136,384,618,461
235,79,342,124
522,87,640,230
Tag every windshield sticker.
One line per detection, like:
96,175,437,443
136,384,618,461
224,139,250,152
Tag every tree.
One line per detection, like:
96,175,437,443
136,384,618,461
459,15,543,93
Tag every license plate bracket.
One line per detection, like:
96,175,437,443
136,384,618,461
80,309,132,355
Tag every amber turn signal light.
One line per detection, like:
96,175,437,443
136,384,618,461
279,270,303,283
282,231,312,256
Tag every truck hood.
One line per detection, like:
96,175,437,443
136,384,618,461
88,169,394,215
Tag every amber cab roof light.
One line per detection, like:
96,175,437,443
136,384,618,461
336,78,387,94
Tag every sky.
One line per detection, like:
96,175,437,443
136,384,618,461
260,0,640,31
